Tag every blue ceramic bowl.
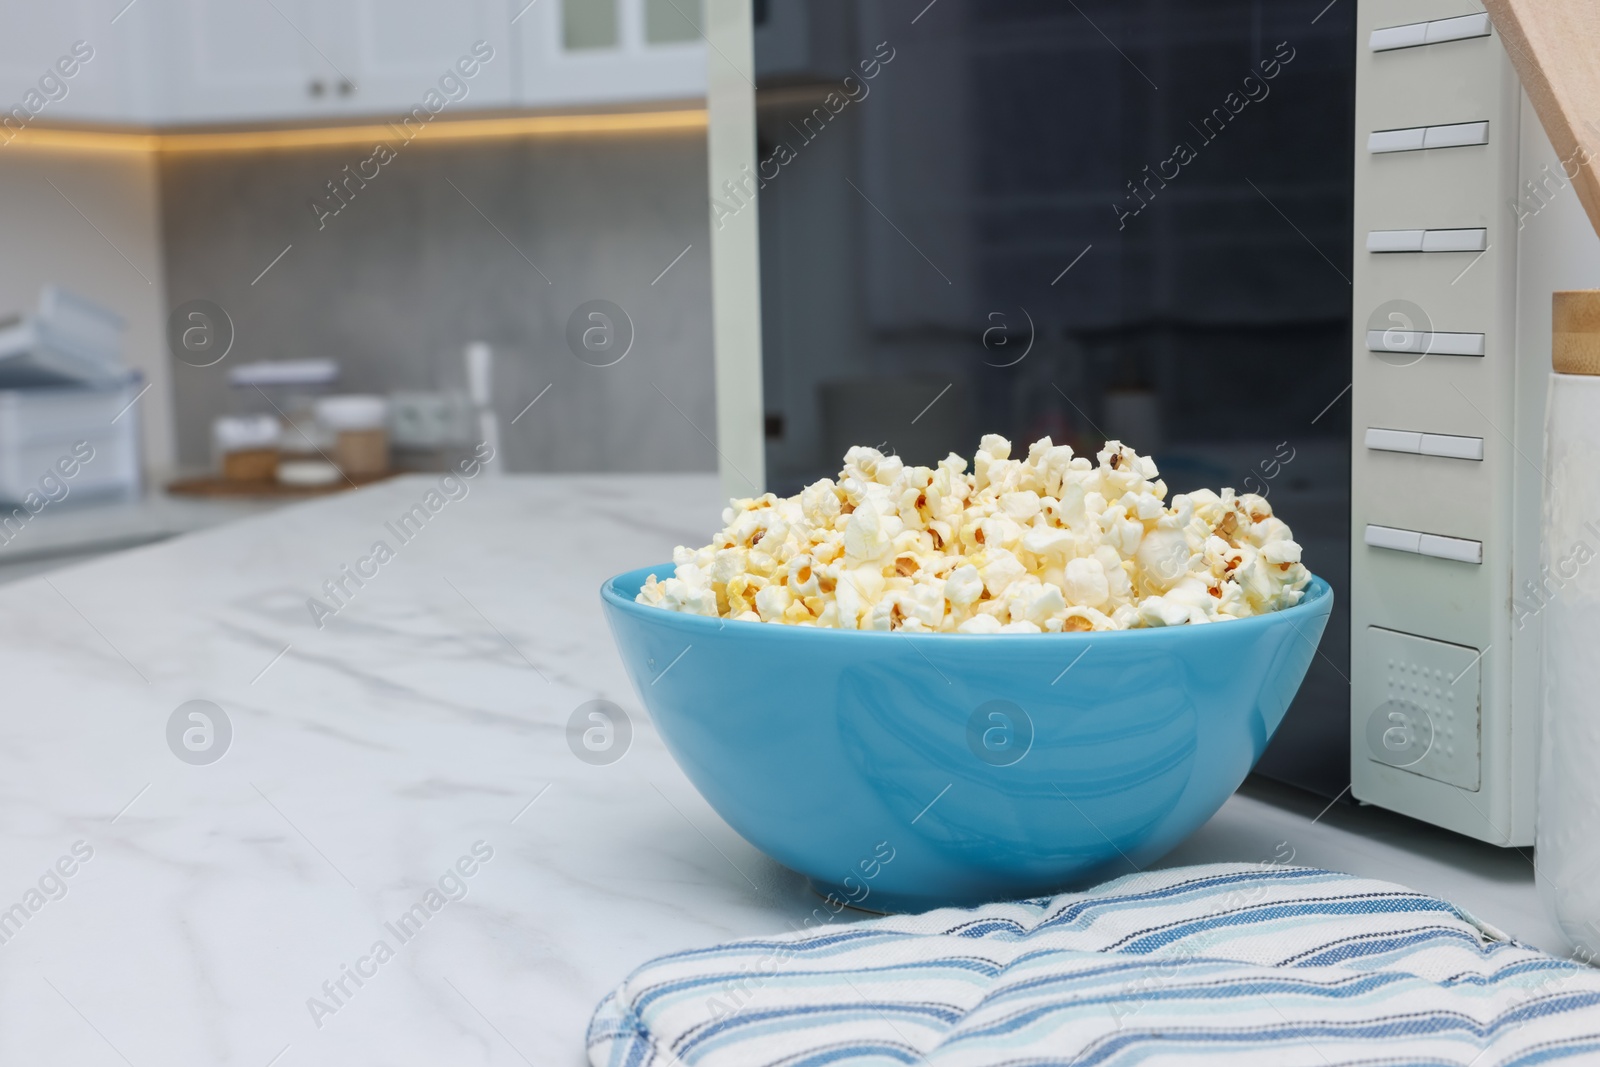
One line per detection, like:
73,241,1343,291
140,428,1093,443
603,566,1333,912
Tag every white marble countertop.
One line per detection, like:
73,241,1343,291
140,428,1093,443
0,486,281,582
0,474,1559,1066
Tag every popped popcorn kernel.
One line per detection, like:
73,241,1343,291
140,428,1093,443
637,437,1311,632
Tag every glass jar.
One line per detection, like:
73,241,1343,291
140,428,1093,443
315,395,390,477
211,414,280,481
227,359,339,460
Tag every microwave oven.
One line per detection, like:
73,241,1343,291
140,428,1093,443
702,0,1600,847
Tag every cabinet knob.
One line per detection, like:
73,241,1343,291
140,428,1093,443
337,79,354,96
308,78,325,97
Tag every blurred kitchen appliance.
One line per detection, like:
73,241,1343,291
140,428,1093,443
0,381,143,505
708,0,1600,846
1351,3,1600,846
712,0,1357,800
0,286,128,388
390,391,477,451
0,287,140,504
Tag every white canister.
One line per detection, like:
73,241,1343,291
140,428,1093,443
1539,289,1600,955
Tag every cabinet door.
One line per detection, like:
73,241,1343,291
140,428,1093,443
517,0,705,108
319,0,513,117
155,0,326,123
0,0,144,124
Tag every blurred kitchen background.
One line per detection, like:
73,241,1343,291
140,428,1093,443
0,0,715,581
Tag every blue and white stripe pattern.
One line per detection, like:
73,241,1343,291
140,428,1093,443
588,863,1600,1066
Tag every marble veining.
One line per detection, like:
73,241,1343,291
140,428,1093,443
0,474,1557,1066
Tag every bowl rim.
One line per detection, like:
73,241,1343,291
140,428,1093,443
601,564,1332,644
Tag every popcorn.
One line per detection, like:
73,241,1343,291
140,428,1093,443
635,437,1311,632
1062,557,1110,608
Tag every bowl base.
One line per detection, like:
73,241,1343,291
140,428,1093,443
806,878,894,916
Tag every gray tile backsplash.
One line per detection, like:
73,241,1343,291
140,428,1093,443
159,128,716,474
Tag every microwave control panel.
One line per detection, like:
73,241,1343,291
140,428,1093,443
1350,0,1534,844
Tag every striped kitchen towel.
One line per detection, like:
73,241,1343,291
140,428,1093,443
588,863,1600,1066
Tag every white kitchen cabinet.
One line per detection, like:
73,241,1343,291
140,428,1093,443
0,0,149,125
298,0,513,119
150,0,325,123
150,0,514,124
516,0,705,108
1,0,700,129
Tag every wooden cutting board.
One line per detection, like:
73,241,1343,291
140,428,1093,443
166,471,395,498
1483,0,1600,240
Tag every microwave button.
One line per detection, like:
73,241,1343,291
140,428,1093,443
1423,331,1486,356
1367,327,1426,354
1369,22,1429,52
1418,533,1483,564
1369,13,1490,53
1425,13,1492,45
1419,433,1485,461
1423,121,1490,149
1365,428,1424,453
1369,127,1427,153
1421,228,1489,253
1365,524,1423,554
1366,330,1485,357
1368,229,1426,253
